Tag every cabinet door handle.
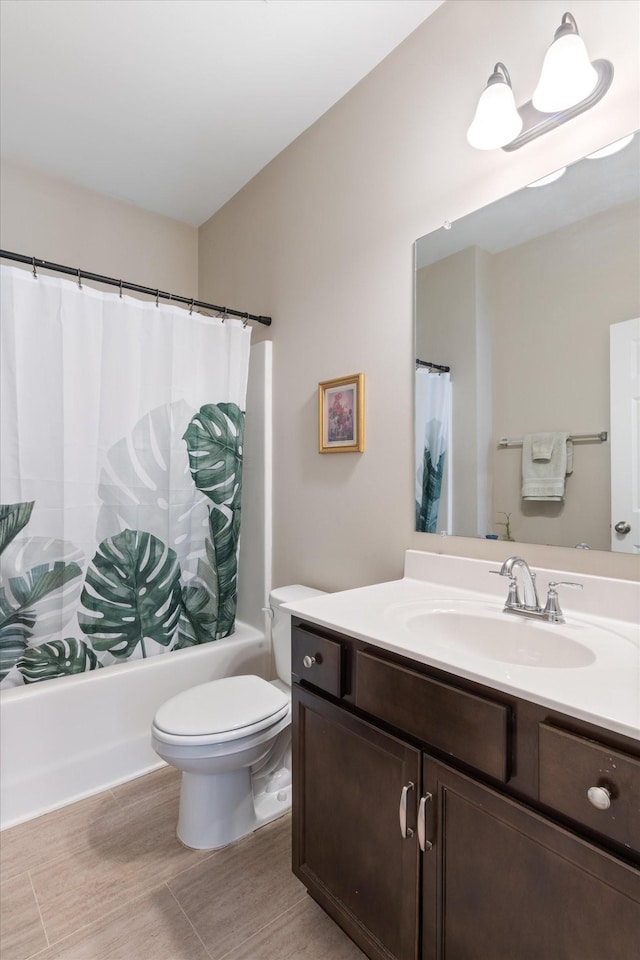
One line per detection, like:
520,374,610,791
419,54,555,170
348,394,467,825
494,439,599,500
418,793,433,852
399,781,415,839
303,655,320,668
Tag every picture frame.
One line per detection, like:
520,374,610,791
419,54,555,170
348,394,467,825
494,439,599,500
318,373,365,453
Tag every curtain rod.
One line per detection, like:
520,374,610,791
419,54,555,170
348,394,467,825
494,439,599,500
416,359,450,373
0,250,272,327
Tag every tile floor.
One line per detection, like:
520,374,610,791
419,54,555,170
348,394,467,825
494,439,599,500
0,766,365,960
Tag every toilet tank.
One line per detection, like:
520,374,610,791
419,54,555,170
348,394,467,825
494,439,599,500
269,585,326,685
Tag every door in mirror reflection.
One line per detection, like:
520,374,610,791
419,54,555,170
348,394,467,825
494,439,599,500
610,317,640,553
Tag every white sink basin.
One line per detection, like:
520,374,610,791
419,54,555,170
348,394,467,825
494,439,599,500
385,599,601,668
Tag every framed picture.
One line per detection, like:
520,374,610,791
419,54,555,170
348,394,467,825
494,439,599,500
318,373,365,453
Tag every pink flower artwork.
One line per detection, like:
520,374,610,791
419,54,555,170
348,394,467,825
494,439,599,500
327,388,355,442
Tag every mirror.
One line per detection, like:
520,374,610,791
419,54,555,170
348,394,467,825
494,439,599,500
415,133,640,553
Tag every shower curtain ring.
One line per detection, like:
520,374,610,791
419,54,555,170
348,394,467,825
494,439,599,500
243,312,249,328
189,299,194,315
32,257,38,279
119,280,123,299
155,289,159,308
77,269,82,289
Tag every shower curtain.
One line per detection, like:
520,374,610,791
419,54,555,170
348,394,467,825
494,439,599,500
415,367,451,533
0,265,251,688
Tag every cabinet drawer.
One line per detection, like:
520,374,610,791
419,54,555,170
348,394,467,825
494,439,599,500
355,650,510,781
539,723,640,853
292,625,344,698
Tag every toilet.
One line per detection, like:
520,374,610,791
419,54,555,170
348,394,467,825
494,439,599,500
151,585,324,850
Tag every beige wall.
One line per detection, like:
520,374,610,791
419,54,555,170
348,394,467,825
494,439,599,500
0,158,198,297
198,0,640,588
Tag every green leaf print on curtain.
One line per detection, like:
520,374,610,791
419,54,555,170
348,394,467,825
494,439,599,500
177,578,218,648
17,637,102,683
0,501,34,554
182,402,244,640
208,507,242,638
183,403,244,508
0,501,84,681
78,529,182,658
416,447,445,533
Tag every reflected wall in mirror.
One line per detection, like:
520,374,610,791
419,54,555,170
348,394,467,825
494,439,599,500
415,133,640,553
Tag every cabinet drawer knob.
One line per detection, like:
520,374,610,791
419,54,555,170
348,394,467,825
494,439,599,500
587,785,611,810
303,655,318,669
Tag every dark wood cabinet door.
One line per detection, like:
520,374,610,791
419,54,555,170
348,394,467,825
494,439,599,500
422,758,640,960
293,685,421,960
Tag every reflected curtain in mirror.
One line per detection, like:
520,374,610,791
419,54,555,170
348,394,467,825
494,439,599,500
415,367,451,533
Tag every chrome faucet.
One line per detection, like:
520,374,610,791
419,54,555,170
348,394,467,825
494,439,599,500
498,556,542,612
491,556,583,623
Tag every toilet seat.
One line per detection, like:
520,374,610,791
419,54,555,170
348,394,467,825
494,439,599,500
152,675,289,745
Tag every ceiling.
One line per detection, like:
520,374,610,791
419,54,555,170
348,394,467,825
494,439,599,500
0,0,444,227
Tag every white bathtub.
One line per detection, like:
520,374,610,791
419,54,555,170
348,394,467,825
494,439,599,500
0,623,271,829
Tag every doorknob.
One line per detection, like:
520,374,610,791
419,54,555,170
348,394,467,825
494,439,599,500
614,521,631,534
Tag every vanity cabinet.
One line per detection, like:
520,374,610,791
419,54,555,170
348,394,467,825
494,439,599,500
291,619,640,960
293,685,421,960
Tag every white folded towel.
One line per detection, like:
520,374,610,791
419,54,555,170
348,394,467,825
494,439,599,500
531,433,555,460
522,432,573,500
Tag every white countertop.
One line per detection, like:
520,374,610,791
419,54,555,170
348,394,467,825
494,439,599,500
284,551,640,741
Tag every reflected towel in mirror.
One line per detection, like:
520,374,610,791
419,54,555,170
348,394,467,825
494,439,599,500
522,432,573,500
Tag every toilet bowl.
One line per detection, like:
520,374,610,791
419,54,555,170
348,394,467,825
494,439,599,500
151,585,325,850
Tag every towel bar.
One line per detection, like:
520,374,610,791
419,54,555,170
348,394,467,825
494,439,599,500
498,431,608,448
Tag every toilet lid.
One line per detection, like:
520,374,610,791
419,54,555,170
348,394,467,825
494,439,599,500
153,675,289,738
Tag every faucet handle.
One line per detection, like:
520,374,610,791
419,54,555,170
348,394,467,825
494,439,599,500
544,581,583,621
489,570,521,608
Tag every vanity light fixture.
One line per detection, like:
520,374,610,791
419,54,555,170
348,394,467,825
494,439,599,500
532,13,598,112
585,132,635,159
466,63,523,151
525,131,634,188
467,11,613,152
526,167,567,188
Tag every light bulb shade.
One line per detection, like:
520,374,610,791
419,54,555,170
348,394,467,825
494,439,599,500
526,167,567,188
467,81,523,150
532,32,599,112
586,134,635,159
